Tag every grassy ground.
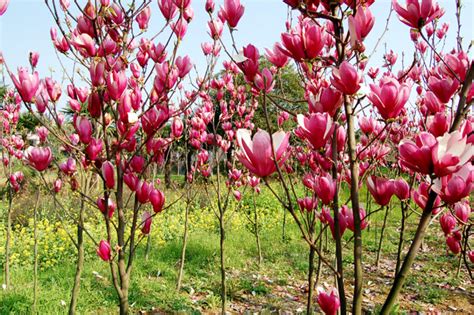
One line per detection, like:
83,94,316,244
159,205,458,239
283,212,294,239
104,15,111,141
0,181,472,314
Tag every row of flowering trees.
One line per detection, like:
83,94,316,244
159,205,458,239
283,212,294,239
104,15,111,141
0,0,473,314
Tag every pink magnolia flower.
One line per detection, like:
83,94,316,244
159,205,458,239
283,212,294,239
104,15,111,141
432,164,473,204
158,0,178,21
439,212,457,235
25,146,53,172
90,62,105,87
432,131,473,177
368,77,411,120
208,19,224,39
314,174,336,205
344,206,369,232
348,6,375,51
149,188,165,213
60,0,70,10
86,138,103,161
317,287,340,315
393,178,410,200
53,178,62,193
29,51,40,68
413,182,441,211
136,181,153,204
321,207,347,238
399,132,437,174
87,91,102,118
265,43,289,68
367,175,395,206
392,0,444,29
219,0,245,28
60,157,77,176
97,197,115,218
296,113,333,150
446,235,461,254
254,68,274,93
44,77,62,102
428,76,460,104
36,126,49,143
11,68,40,103
74,115,93,144
136,6,151,30
205,0,215,12
102,161,115,189
358,116,380,134
331,61,361,95
0,0,9,15
233,190,242,201
237,44,260,82
280,20,324,61
71,33,97,57
97,240,112,261
308,86,342,117
171,117,184,139
124,172,139,191
106,70,127,101
468,251,474,264
176,55,192,78
141,211,152,234
454,202,470,223
141,106,169,135
129,156,145,173
426,112,450,137
171,18,188,39
236,129,290,178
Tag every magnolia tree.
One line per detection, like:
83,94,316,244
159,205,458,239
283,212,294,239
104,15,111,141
0,89,25,291
0,0,473,314
213,0,473,315
0,0,208,313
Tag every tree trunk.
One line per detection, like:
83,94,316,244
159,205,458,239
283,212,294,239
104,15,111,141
119,294,130,315
306,243,316,315
69,196,85,315
282,207,287,242
33,190,40,313
145,234,151,261
4,186,12,290
395,202,406,276
253,194,263,266
165,148,172,189
331,124,346,314
376,205,389,267
184,149,193,183
219,213,226,314
343,98,363,315
176,201,190,291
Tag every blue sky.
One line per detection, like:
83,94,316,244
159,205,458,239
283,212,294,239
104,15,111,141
0,0,472,88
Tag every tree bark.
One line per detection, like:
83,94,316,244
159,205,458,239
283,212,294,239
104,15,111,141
307,244,316,315
253,194,263,266
219,213,227,314
343,98,363,315
395,202,407,276
331,124,346,314
33,190,40,313
165,148,172,189
69,196,85,315
176,200,190,291
4,185,12,290
376,205,389,267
